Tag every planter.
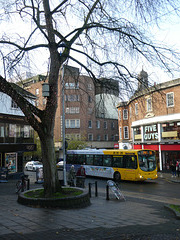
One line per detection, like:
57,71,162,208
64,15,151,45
17,187,91,209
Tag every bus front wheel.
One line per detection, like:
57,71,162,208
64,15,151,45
114,172,121,182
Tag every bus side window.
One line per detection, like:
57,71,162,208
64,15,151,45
103,155,112,167
86,155,93,165
74,154,78,164
94,155,103,166
112,156,124,168
124,156,137,169
78,154,86,165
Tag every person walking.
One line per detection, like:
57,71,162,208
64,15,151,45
176,160,180,177
171,160,176,177
68,165,76,186
76,165,86,188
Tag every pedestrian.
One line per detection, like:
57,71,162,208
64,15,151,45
76,165,86,188
171,160,176,177
76,165,86,177
68,165,76,186
176,160,180,177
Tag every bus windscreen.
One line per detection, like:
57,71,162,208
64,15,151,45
138,150,156,172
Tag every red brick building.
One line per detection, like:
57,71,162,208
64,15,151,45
117,70,180,171
22,66,119,152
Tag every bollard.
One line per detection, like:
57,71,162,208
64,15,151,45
89,183,92,198
95,181,98,197
27,178,30,190
106,185,109,200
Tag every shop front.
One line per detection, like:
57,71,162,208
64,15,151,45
0,143,36,173
133,120,180,172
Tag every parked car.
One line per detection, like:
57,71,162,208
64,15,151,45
25,161,43,171
56,161,63,170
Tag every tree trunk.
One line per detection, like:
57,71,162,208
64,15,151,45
40,133,61,197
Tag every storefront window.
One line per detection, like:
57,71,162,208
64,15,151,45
0,123,4,137
16,125,21,138
161,122,180,140
24,125,30,138
163,151,180,171
5,153,17,173
133,127,142,141
9,124,16,137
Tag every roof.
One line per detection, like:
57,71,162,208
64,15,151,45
10,83,36,99
117,77,180,108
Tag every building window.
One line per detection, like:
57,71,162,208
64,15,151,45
147,98,152,112
87,84,92,90
24,125,30,138
111,134,115,141
0,123,5,137
96,120,100,129
43,98,47,105
66,108,70,114
119,127,122,139
88,134,93,141
65,82,79,89
88,120,92,128
66,107,79,114
104,134,108,141
11,100,19,109
135,103,138,115
111,122,115,130
133,127,142,141
88,95,92,103
65,119,80,128
9,124,16,137
104,121,107,129
130,107,132,119
35,100,39,107
166,92,174,107
88,108,93,114
97,134,101,141
101,112,105,118
123,109,128,120
118,110,121,121
124,126,129,139
65,95,80,102
35,88,39,95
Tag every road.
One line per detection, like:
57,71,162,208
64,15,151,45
86,176,180,204
25,170,180,204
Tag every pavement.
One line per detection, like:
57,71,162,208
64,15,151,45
0,173,180,240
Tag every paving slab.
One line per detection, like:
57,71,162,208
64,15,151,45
0,177,180,239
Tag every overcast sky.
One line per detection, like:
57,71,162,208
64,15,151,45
0,2,180,84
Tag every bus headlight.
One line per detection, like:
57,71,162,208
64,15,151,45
138,174,143,179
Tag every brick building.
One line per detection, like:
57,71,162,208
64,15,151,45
21,65,119,152
117,70,180,172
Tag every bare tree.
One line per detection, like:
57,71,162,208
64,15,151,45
0,0,180,196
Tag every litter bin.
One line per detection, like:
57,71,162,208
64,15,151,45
76,176,85,188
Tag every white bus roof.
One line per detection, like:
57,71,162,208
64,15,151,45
67,149,106,155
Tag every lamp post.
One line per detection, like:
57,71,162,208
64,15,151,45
62,65,67,186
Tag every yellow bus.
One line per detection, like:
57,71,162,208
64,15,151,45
66,149,158,181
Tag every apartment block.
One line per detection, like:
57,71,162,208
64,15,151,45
22,66,119,151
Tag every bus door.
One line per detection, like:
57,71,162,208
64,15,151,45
123,155,137,181
112,156,125,179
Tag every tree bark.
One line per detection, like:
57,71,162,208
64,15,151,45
40,132,61,197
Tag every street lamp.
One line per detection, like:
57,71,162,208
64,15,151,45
61,65,67,186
